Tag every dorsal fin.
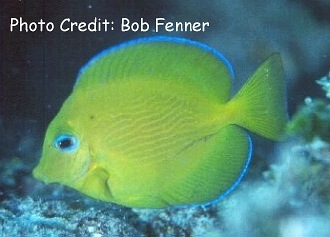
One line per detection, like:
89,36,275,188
74,36,234,102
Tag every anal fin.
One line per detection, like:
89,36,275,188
161,125,252,206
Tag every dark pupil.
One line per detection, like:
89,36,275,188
58,138,74,149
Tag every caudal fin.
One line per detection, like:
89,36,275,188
228,54,288,140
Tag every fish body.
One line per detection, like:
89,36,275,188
33,37,287,208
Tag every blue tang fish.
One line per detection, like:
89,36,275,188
33,36,287,208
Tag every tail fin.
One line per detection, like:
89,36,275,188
228,54,288,140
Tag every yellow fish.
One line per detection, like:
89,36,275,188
33,36,287,208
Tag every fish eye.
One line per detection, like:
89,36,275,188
54,134,79,152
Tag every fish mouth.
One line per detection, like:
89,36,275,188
32,165,54,184
32,166,43,181
32,164,58,184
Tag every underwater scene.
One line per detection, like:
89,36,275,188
1,0,330,236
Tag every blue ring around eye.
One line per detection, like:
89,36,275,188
54,134,80,153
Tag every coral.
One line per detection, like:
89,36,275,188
288,72,330,142
217,140,330,236
0,191,220,236
133,206,220,236
0,197,143,236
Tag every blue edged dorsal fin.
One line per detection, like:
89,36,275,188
74,36,234,103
